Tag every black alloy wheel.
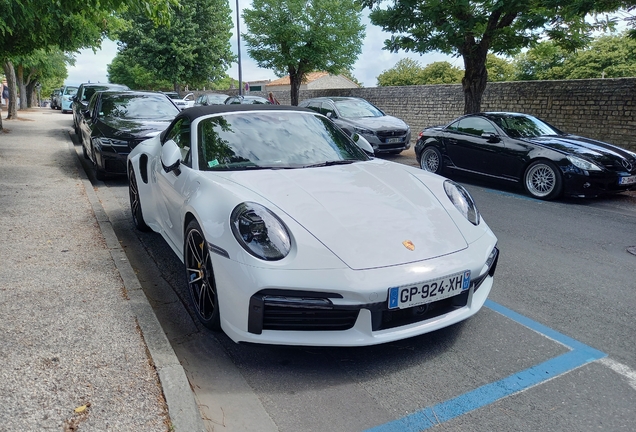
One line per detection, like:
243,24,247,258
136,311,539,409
524,160,563,200
184,220,221,330
91,147,106,181
420,146,443,174
128,167,150,232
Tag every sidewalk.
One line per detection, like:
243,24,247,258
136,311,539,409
0,109,203,431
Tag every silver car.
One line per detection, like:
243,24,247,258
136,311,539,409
299,96,411,155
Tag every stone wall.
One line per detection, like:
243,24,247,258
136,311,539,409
199,77,636,151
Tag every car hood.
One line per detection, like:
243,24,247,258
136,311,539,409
524,135,636,169
224,160,468,270
96,118,173,140
341,115,409,132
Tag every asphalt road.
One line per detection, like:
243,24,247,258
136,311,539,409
71,126,636,432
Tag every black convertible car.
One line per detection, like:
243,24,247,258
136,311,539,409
415,112,636,200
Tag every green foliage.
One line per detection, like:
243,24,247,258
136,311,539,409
513,32,636,80
513,41,569,80
243,0,365,104
377,58,463,86
560,32,636,78
0,0,173,59
362,0,627,113
107,52,173,90
486,54,515,82
115,0,235,92
15,48,73,95
209,75,238,90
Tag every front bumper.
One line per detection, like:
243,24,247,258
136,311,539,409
214,232,498,346
362,130,412,153
562,168,636,197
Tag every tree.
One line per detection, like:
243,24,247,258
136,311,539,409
115,0,235,93
363,0,625,114
243,0,365,105
14,49,73,108
0,0,171,127
377,58,463,86
486,54,515,82
513,41,569,81
559,32,636,78
107,52,173,90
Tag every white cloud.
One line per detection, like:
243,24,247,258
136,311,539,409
66,4,460,88
66,39,119,86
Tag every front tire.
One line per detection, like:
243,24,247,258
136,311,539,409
184,220,221,330
128,166,150,232
524,160,563,200
420,146,443,174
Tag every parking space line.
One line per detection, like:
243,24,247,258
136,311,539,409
366,300,606,432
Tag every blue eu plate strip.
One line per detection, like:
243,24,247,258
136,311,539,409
366,300,606,432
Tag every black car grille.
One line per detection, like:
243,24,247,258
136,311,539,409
376,129,408,138
248,291,359,334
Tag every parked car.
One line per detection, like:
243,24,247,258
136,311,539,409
415,112,636,200
73,82,130,135
50,88,62,110
164,91,195,110
299,96,411,155
79,91,180,180
127,105,499,346
224,95,272,105
195,93,230,106
60,85,78,113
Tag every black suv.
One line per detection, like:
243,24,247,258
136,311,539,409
72,83,129,134
299,96,411,154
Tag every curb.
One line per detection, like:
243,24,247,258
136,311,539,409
66,136,205,432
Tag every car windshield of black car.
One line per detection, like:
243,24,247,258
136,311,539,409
491,115,561,138
99,94,180,120
197,112,369,171
334,99,383,118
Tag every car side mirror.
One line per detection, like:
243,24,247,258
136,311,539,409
82,110,91,120
481,133,500,143
161,139,181,173
352,133,374,156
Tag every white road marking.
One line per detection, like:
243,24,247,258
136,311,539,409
599,357,636,391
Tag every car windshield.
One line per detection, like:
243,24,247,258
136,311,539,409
197,111,369,171
490,115,563,138
63,87,78,96
99,94,180,120
333,99,383,118
83,86,113,101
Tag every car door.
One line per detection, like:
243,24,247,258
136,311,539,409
79,94,100,160
155,118,196,250
443,117,506,176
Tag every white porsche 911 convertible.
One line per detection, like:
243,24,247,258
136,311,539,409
127,105,499,346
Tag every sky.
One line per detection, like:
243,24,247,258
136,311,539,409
65,7,459,88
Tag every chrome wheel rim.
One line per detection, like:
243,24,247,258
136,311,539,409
185,228,217,321
526,164,556,197
421,149,440,172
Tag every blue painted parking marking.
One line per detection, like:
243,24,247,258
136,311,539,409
366,300,607,432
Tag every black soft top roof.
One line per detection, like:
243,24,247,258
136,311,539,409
160,104,315,141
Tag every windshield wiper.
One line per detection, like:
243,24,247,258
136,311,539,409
302,160,357,168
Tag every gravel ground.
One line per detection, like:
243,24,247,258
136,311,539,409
0,109,169,431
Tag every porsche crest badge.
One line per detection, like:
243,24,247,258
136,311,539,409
402,240,415,251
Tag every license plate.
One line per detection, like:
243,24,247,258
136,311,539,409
619,175,636,185
386,137,402,144
388,270,471,310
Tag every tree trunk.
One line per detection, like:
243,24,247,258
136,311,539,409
26,81,38,108
289,69,302,106
16,64,28,110
461,48,489,114
3,60,18,119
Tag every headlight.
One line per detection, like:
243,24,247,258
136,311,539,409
443,180,480,226
354,126,374,136
230,202,291,261
566,155,602,171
